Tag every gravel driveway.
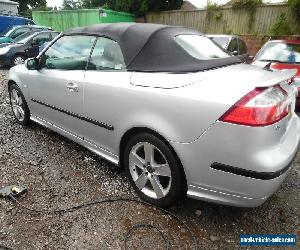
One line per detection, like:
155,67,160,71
0,68,299,250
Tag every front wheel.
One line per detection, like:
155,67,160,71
124,133,186,207
12,55,26,66
9,84,30,125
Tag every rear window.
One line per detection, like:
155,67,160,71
175,35,230,60
256,42,300,64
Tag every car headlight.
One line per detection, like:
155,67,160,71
0,47,10,55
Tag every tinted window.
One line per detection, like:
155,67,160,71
40,35,95,70
227,38,238,53
10,27,30,39
255,42,300,64
238,39,247,54
32,33,50,46
88,37,126,71
13,31,34,43
175,35,230,60
50,32,60,40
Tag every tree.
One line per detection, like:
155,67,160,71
108,0,183,16
62,0,81,9
16,0,47,16
288,0,300,22
81,0,107,8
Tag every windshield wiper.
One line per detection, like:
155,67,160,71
259,59,283,63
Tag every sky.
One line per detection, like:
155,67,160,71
46,0,284,8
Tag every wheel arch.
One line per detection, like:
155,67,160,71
119,127,187,188
8,79,17,90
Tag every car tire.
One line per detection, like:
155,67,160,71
12,55,26,66
9,84,30,125
124,133,186,207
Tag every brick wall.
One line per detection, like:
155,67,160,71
240,35,300,56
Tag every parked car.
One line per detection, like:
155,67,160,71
0,25,52,44
8,23,299,207
207,34,250,63
252,40,300,109
0,31,60,66
0,15,35,35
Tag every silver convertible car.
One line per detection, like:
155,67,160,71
8,23,300,207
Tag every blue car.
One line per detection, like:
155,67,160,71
0,15,35,35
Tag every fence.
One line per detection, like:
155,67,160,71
146,4,300,35
32,8,135,32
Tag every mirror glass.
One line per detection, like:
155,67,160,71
26,58,37,70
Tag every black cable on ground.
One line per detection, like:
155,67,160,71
7,195,198,250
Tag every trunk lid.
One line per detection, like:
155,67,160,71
130,64,297,142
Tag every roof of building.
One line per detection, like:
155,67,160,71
65,23,240,72
0,0,19,5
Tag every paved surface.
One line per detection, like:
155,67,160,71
0,68,299,250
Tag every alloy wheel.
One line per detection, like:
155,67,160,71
129,142,172,199
14,56,25,65
10,89,25,122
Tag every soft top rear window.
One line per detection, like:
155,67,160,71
175,35,230,60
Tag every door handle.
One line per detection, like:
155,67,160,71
66,82,79,92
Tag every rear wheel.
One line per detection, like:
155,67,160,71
9,84,30,125
124,133,186,207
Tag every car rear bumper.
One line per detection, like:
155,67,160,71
171,113,300,207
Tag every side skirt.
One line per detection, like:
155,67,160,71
30,115,119,165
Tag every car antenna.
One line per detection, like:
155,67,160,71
263,62,273,71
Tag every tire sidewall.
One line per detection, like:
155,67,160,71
124,133,186,207
9,84,30,125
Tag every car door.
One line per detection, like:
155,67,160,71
25,32,51,58
83,37,131,154
27,35,96,138
227,37,238,56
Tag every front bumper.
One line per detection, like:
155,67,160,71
0,54,11,66
171,113,300,207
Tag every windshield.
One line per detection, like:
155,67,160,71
175,35,230,60
13,31,34,43
210,36,229,48
15,33,35,44
4,27,17,37
256,42,300,64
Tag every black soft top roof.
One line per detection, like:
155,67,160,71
64,23,241,72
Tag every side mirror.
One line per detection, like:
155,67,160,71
231,50,238,56
25,58,38,70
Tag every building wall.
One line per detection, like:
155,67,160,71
0,2,18,15
32,9,135,32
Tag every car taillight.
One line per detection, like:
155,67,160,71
219,85,290,126
296,87,300,97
